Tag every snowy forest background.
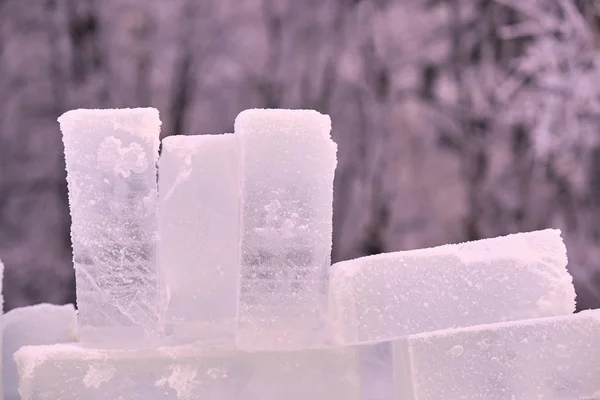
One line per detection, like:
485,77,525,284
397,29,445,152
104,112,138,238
1,0,600,311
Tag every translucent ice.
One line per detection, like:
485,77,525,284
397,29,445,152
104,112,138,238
329,229,575,345
393,310,600,400
58,108,161,348
359,343,394,400
158,134,241,347
3,304,78,400
15,344,360,400
235,109,337,350
0,259,4,398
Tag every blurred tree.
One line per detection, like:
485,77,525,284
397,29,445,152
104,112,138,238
0,0,599,311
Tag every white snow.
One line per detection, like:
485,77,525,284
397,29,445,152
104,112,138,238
96,137,148,178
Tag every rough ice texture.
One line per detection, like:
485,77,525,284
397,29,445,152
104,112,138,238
234,109,337,350
393,310,600,400
15,344,360,400
329,229,575,345
58,108,161,348
158,134,241,347
3,304,78,400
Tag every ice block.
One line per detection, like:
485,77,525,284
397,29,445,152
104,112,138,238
58,108,161,348
3,304,78,400
158,134,241,347
393,310,600,400
234,109,337,350
15,344,360,400
329,229,575,345
0,259,4,398
359,343,394,400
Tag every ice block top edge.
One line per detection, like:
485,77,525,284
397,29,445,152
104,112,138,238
58,107,160,120
58,108,161,145
3,303,76,323
14,342,354,364
331,229,567,275
161,133,236,153
234,108,335,146
406,308,600,341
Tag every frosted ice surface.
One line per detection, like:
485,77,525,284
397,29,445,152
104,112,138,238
15,344,360,400
58,108,161,348
329,229,575,345
3,304,78,400
234,109,337,350
159,134,241,347
393,310,600,400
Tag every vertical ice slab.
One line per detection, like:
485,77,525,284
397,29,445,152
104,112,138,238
3,304,78,400
58,108,161,348
235,109,337,350
393,310,600,400
158,134,241,347
15,344,360,400
330,229,575,345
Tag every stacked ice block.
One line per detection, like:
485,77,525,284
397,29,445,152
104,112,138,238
329,229,575,345
15,345,358,400
158,133,241,347
0,259,4,398
392,311,600,400
3,304,78,400
58,108,161,349
9,107,600,400
235,110,336,350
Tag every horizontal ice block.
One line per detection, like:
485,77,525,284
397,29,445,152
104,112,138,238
329,229,575,345
235,109,337,350
158,134,241,347
15,344,360,400
393,310,600,400
59,108,161,348
3,304,78,400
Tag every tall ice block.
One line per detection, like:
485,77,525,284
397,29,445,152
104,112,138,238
3,304,78,400
330,229,575,345
159,134,241,347
58,108,161,348
15,345,360,400
235,109,337,350
393,310,600,400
